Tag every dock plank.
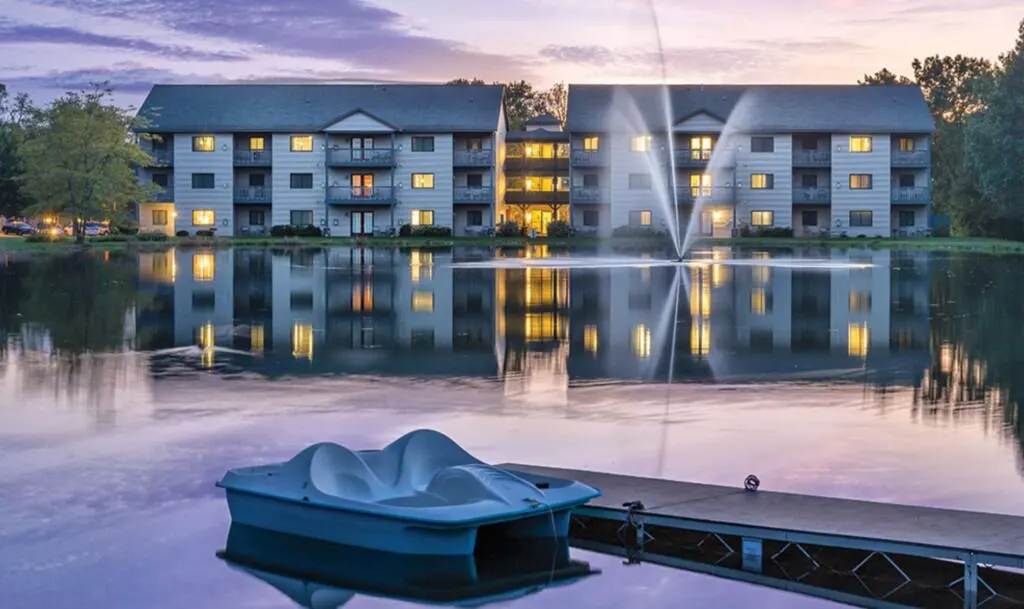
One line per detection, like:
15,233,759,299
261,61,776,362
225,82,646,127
502,464,1024,562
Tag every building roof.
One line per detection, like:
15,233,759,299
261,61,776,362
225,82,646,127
566,84,935,134
506,128,570,142
135,84,505,133
526,113,562,126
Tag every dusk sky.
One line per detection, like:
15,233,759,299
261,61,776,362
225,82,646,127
1,0,1021,106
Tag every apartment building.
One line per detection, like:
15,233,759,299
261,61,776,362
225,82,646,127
565,84,935,238
500,114,570,235
134,84,506,237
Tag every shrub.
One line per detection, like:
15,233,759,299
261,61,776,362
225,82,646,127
409,225,451,237
137,232,169,242
195,230,215,237
398,223,413,237
546,220,572,238
496,221,522,237
176,230,189,237
26,233,59,243
612,225,662,238
269,224,322,237
115,224,139,235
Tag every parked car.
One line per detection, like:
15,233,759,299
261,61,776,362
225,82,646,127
1,221,36,236
83,222,110,237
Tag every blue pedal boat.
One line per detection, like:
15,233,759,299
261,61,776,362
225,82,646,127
215,429,601,556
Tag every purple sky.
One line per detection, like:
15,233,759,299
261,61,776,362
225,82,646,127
1,0,1021,106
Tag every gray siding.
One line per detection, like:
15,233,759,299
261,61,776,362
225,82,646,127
173,133,233,235
271,133,326,227
831,134,892,237
324,112,395,133
397,134,454,227
673,112,725,133
607,132,672,228
733,134,793,228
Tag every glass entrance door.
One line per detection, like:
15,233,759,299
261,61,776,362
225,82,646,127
350,211,374,236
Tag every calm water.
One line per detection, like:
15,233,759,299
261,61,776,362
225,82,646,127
2,244,1023,609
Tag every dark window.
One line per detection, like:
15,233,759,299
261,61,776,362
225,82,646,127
411,136,435,152
750,328,774,352
191,292,215,310
290,292,314,310
249,173,266,187
801,174,818,188
152,173,169,187
750,136,775,153
898,174,915,188
290,210,313,226
290,173,313,189
467,210,483,226
583,210,599,226
800,137,818,150
465,138,483,150
411,329,435,349
191,173,214,189
802,210,818,226
898,210,915,228
583,174,599,188
850,211,873,227
466,173,483,188
152,209,168,225
628,173,652,189
248,210,266,226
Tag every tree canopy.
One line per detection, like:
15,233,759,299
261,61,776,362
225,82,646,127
0,83,32,218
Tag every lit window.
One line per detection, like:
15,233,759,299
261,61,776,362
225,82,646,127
411,209,434,226
690,321,710,356
690,173,712,197
848,322,869,357
690,136,713,160
750,174,774,190
583,136,599,151
250,325,265,353
751,211,774,227
292,323,313,361
849,136,873,153
631,324,651,358
849,291,871,312
290,135,314,152
632,210,652,226
583,325,598,354
525,143,555,159
249,137,265,151
751,287,767,315
192,209,215,226
898,137,915,152
849,174,873,189
192,136,215,152
192,253,215,281
412,290,434,312
630,135,652,152
412,173,435,189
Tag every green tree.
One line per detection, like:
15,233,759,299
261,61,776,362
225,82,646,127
0,83,32,219
445,78,487,85
536,82,568,126
18,83,156,242
858,68,913,85
503,80,539,131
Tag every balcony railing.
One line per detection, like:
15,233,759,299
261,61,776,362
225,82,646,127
234,150,273,166
453,149,494,166
892,187,930,204
326,185,396,204
792,149,831,167
892,150,929,167
327,148,396,167
793,187,831,204
571,187,606,203
147,149,173,166
150,186,173,202
570,149,608,166
674,186,734,204
504,190,570,204
454,187,493,204
235,186,272,204
673,148,735,167
504,156,570,172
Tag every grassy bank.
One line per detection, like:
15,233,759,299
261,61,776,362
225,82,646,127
2,234,1024,254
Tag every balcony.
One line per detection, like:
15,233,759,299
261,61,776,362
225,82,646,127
892,150,929,167
326,185,397,205
504,156,570,173
234,150,273,166
571,187,607,203
150,186,174,202
570,149,608,167
505,190,570,204
327,147,396,168
892,187,930,204
793,187,831,205
792,150,831,167
235,186,272,204
673,148,735,168
674,186,734,204
146,149,173,166
453,149,494,166
454,187,493,204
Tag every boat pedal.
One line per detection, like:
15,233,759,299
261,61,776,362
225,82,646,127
535,481,550,489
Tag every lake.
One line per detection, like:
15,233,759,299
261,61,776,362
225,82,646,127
1,244,1023,609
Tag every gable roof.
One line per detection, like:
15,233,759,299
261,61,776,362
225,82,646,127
566,84,935,134
526,113,562,126
136,84,505,133
506,128,570,142
319,108,398,131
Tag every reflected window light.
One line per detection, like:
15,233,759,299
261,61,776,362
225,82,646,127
690,321,710,356
197,322,214,369
848,290,872,313
250,325,265,354
583,325,599,354
752,265,770,285
848,322,869,358
412,290,434,312
711,263,729,288
940,342,954,374
352,283,373,313
192,253,215,282
689,267,711,318
410,250,433,284
557,271,569,306
526,312,559,341
292,323,313,361
751,287,767,315
632,324,651,358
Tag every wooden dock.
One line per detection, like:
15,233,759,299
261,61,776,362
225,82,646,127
503,464,1024,609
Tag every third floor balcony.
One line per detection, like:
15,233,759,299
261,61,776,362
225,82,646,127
570,149,608,167
892,187,930,204
146,148,173,166
234,149,273,166
453,149,494,167
571,187,607,203
673,147,736,168
505,189,570,204
454,187,494,204
792,149,831,167
892,150,929,167
327,147,396,168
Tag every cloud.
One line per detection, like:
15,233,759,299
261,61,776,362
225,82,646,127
0,19,248,61
27,0,534,81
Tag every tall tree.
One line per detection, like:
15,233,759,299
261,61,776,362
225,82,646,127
858,68,913,85
0,83,32,218
18,83,156,242
503,80,539,131
536,82,568,125
445,78,487,85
